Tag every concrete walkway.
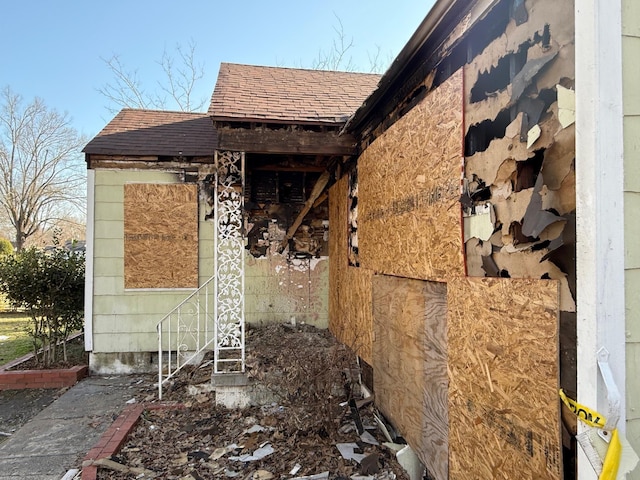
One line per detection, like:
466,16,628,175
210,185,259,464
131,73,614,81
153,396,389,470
0,374,152,480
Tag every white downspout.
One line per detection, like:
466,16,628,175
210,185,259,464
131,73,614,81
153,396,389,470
575,0,625,478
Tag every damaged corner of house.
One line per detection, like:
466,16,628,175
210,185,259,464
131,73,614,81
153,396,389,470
80,0,636,477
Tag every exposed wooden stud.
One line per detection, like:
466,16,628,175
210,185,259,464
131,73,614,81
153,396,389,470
278,171,330,252
312,192,328,208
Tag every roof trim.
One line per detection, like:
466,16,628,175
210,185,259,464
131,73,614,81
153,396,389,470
211,115,348,127
345,0,474,134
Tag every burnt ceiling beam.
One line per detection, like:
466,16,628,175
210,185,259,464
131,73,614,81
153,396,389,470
215,127,357,156
85,155,213,170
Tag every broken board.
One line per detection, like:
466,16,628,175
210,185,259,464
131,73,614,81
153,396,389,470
447,277,561,479
124,183,198,289
358,69,464,281
372,275,448,480
329,175,374,364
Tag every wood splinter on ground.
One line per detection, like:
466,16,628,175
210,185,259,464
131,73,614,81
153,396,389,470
95,324,411,480
83,457,157,477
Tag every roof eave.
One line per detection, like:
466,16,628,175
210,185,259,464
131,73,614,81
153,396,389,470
344,0,472,134
211,115,349,127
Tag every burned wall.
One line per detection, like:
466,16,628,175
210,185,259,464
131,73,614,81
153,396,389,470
242,158,331,327
244,168,329,260
329,0,573,478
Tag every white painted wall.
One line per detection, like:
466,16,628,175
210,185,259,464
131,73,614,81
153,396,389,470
575,0,626,479
622,0,640,477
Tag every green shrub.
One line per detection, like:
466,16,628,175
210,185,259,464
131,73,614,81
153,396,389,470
0,246,84,366
0,238,13,257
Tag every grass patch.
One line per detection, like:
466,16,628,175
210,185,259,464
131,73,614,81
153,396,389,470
0,312,33,366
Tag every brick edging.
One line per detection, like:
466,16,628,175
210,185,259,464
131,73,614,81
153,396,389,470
0,365,88,390
0,332,85,372
81,402,184,480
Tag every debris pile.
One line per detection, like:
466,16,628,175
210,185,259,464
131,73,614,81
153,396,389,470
96,324,411,480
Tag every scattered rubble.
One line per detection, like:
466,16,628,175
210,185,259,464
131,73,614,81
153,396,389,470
96,324,411,480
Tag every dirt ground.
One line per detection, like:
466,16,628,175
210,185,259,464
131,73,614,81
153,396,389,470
96,323,412,480
0,324,415,479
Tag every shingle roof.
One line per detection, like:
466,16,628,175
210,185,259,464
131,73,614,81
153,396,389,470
208,63,381,125
83,109,217,157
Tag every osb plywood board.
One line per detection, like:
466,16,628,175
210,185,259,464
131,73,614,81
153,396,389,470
447,277,561,480
358,69,464,281
372,275,448,480
344,266,373,363
329,176,348,342
124,183,198,289
329,176,373,364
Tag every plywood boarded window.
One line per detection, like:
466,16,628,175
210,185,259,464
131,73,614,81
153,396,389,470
124,183,198,289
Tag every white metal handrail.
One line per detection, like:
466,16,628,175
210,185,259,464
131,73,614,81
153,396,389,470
157,275,215,399
157,150,246,399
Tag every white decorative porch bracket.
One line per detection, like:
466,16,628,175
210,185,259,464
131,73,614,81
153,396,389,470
213,150,246,373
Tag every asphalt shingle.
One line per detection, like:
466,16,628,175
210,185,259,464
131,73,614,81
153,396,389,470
83,109,217,157
208,63,381,125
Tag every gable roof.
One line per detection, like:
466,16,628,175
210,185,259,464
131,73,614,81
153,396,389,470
208,63,381,125
83,109,217,157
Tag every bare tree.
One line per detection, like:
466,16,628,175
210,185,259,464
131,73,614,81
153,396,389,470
309,14,392,73
98,39,207,114
29,216,86,247
311,15,357,72
0,87,87,250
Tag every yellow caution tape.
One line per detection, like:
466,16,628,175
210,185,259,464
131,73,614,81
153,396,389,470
559,389,607,428
600,428,621,480
559,390,621,480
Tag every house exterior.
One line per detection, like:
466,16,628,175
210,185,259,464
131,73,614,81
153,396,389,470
83,66,379,373
83,0,638,478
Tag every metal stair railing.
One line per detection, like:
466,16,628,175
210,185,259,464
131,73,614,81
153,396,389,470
157,275,215,399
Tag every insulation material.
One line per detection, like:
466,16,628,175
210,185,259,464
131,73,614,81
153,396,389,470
329,176,373,364
463,203,495,242
541,125,575,191
358,69,464,281
372,275,448,480
447,277,561,480
124,183,198,289
556,85,575,128
463,0,575,310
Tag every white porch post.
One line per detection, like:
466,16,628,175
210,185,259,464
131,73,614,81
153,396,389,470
575,0,625,478
213,150,246,374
